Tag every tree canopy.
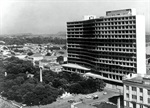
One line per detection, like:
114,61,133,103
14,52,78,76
0,37,66,45
0,56,106,106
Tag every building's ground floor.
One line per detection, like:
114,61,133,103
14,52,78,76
62,63,124,92
124,100,150,108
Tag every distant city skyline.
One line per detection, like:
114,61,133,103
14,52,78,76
0,0,149,35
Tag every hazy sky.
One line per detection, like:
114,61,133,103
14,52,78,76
0,0,149,34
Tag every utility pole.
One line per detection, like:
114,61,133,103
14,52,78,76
117,96,120,108
117,88,121,108
40,67,43,82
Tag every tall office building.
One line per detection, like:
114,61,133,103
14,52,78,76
63,9,146,86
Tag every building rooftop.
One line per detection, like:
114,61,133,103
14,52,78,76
124,75,143,83
84,72,122,83
67,8,137,23
62,63,90,71
123,74,150,87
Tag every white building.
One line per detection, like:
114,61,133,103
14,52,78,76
123,74,150,108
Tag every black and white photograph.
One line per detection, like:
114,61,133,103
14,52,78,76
0,0,149,108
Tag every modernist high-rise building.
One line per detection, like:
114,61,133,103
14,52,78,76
63,9,146,86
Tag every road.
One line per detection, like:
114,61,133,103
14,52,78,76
75,89,121,108
0,89,121,108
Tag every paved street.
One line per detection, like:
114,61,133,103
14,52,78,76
0,89,121,108
23,89,121,108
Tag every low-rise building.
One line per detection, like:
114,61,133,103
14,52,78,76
123,74,150,108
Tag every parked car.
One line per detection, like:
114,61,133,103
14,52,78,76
93,95,98,99
68,99,76,103
103,92,107,95
85,95,92,99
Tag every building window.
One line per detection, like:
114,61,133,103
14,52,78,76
140,96,143,101
140,88,143,93
148,90,150,95
126,101,129,107
126,93,129,98
148,98,150,103
140,105,143,108
132,95,137,99
132,87,137,91
126,85,129,90
144,105,149,108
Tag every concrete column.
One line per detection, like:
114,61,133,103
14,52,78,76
40,67,43,82
117,97,120,108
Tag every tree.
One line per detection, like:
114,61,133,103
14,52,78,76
4,56,36,75
27,51,34,56
95,79,106,91
45,52,51,56
23,92,37,106
14,76,24,85
69,83,83,94
52,78,62,88
57,56,64,64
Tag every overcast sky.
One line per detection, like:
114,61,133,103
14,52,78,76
0,0,149,34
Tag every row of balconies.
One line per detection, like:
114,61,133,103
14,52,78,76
97,60,136,67
96,65,136,72
103,16,136,22
97,31,136,34
67,43,136,47
68,54,96,60
67,35,136,39
68,60,135,71
68,49,136,56
96,25,136,29
68,52,136,63
96,47,136,51
98,56,136,61
95,52,136,58
68,38,136,42
99,58,136,63
68,46,136,52
95,33,136,36
94,37,136,40
96,21,136,26
67,29,136,33
99,70,125,76
69,47,137,53
68,58,95,67
95,49,136,53
95,28,136,31
67,41,136,45
95,23,136,27
67,23,136,29
67,20,95,25
67,36,135,39
68,49,136,57
97,45,136,48
98,69,133,76
67,32,136,36
67,25,136,31
67,17,135,26
98,59,135,66
96,35,136,39
68,53,136,64
68,55,136,67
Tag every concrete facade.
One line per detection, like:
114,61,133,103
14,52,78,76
64,8,146,84
123,74,150,108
